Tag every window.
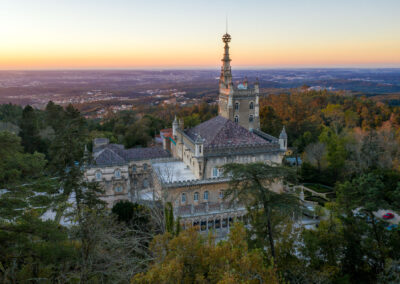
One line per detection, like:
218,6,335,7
143,164,148,170
114,186,123,193
133,179,138,186
249,115,254,122
182,193,186,203
194,192,199,201
199,145,202,154
204,191,209,201
95,171,102,181
132,165,136,173
114,169,121,178
234,115,239,123
249,101,254,109
143,179,149,188
235,102,239,110
212,167,219,177
219,191,224,199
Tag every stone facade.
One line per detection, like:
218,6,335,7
85,33,290,237
85,139,170,207
218,33,260,131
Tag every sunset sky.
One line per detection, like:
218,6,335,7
1,0,400,69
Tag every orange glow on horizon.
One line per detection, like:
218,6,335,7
1,35,400,69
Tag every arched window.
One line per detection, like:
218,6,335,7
234,115,239,123
114,169,121,178
114,186,123,193
182,193,186,203
95,171,102,181
249,115,254,122
194,192,199,201
143,164,148,170
249,101,254,109
235,102,239,110
143,179,149,188
204,191,209,201
219,191,224,199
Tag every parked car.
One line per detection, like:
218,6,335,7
382,212,395,220
386,224,398,231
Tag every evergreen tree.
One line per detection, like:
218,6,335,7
222,162,300,258
19,105,45,154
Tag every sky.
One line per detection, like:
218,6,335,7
0,0,399,69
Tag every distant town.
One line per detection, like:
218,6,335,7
1,68,400,118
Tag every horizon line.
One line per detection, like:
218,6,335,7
2,66,400,72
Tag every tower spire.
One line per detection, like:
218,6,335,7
220,32,232,88
226,14,228,34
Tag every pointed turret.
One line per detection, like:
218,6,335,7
195,134,204,157
279,126,288,151
172,115,178,137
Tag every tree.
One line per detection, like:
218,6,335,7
0,131,76,283
123,121,152,148
19,105,45,154
69,209,152,283
45,100,65,130
319,126,348,180
303,142,327,171
337,172,400,273
222,162,300,258
164,202,180,236
132,223,279,283
112,200,151,230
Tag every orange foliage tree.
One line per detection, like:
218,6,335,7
131,224,279,284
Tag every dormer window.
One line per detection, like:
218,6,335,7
95,171,102,181
235,102,239,111
199,145,202,154
114,169,121,178
249,115,254,123
143,164,148,170
212,167,221,178
234,115,239,123
249,102,254,110
114,186,123,193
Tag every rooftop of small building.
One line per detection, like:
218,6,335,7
92,142,170,167
152,160,197,183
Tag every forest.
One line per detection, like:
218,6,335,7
1,89,400,283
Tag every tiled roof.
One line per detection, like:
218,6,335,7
92,144,170,166
125,147,170,161
185,116,271,148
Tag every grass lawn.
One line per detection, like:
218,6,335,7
305,195,327,206
303,183,333,193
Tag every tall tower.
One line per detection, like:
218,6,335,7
218,33,234,121
218,33,260,131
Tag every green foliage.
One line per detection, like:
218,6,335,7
19,105,47,154
0,131,47,188
0,103,23,124
183,113,201,128
222,162,301,258
112,200,151,229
